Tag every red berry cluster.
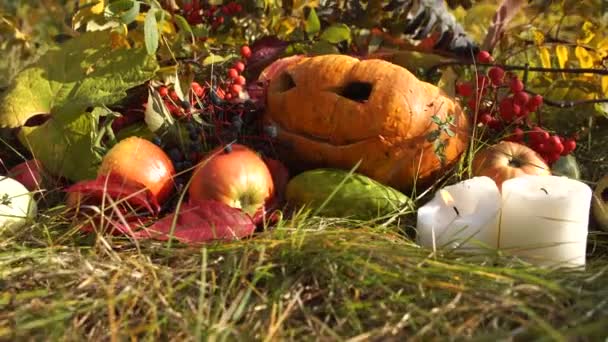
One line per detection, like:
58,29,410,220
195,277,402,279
216,46,252,100
156,81,206,118
456,50,578,165
181,0,243,30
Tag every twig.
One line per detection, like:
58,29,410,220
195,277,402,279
427,61,608,108
426,61,608,78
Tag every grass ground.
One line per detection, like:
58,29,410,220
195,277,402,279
2,1,608,340
2,121,608,340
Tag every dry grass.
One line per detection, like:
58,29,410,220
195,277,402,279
1,200,608,341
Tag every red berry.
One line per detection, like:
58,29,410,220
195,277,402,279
530,126,549,143
488,67,505,86
235,4,242,12
228,68,239,79
514,91,529,106
511,127,524,141
234,61,246,73
456,82,473,97
158,86,169,97
456,82,474,97
170,90,180,102
499,98,514,121
530,94,543,107
510,78,524,93
516,107,529,118
191,82,205,97
548,135,564,154
240,45,252,59
563,139,576,154
225,92,233,100
511,103,521,117
546,152,561,164
479,113,493,125
488,118,502,130
234,75,246,86
230,84,242,95
476,50,493,63
467,97,479,111
526,101,539,113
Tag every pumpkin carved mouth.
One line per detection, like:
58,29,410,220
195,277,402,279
268,117,378,147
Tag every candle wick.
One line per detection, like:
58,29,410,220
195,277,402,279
540,187,549,195
453,206,460,216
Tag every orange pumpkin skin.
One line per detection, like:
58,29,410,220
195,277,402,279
471,141,551,191
263,54,470,191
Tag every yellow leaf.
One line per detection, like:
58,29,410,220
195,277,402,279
160,20,176,35
556,45,568,69
575,46,594,68
577,21,596,45
539,47,551,68
597,38,608,59
602,76,608,95
78,0,105,15
532,30,545,46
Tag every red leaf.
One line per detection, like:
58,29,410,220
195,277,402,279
64,173,160,214
137,200,255,244
246,36,291,79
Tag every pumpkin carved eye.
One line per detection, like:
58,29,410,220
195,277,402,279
333,81,373,103
275,72,296,92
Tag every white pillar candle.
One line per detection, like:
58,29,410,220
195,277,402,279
417,176,502,251
499,175,592,268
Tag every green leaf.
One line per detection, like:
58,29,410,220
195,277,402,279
0,30,159,181
0,30,158,128
145,89,174,133
144,8,159,56
115,122,155,142
304,7,321,36
105,0,141,25
319,24,351,44
308,40,339,55
202,54,226,65
173,14,194,42
18,112,101,182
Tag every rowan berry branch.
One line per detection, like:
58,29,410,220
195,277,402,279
426,61,608,108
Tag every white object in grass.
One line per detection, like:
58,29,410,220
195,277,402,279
500,175,591,268
0,176,37,233
416,176,502,252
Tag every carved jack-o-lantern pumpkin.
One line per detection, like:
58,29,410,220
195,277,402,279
263,54,470,190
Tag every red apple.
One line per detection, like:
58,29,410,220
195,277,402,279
8,159,45,192
97,136,176,203
188,144,275,216
472,141,551,191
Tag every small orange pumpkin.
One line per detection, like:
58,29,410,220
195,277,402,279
262,54,470,190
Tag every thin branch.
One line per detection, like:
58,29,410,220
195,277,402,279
427,61,608,78
427,61,608,108
525,90,608,108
